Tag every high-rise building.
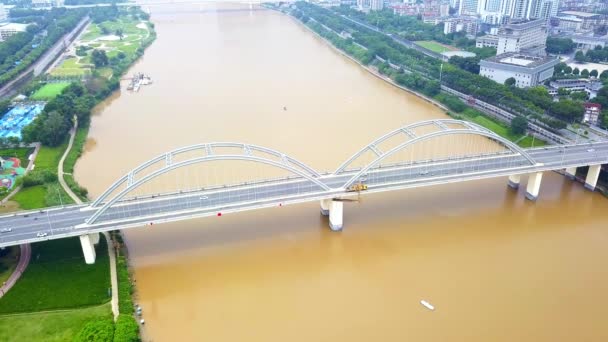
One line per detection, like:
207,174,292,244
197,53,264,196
496,19,548,55
370,0,383,11
357,0,370,10
459,0,480,15
527,0,559,20
0,3,7,23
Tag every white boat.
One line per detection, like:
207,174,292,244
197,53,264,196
420,300,434,311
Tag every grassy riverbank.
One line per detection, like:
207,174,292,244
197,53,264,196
0,236,112,341
286,4,552,148
0,237,110,314
0,304,112,342
0,8,156,341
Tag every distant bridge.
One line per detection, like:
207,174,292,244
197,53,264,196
0,120,605,263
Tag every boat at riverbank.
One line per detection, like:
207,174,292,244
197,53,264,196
126,73,152,92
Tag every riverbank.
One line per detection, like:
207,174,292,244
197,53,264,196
289,14,542,147
0,7,155,341
287,15,451,114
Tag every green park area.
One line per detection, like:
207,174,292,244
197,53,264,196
30,83,72,101
0,237,112,341
451,108,546,148
51,15,151,79
415,40,458,53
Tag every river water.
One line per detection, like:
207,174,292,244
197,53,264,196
74,4,608,341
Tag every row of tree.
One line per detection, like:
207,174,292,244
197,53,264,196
293,3,586,129
575,45,608,63
0,8,87,88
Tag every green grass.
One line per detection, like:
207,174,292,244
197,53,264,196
0,236,110,314
455,109,546,148
0,304,112,342
30,83,71,101
415,40,458,53
35,144,67,172
11,185,47,209
0,147,34,167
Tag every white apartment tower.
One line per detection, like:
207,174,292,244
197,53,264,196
370,0,383,11
459,0,480,15
496,19,548,55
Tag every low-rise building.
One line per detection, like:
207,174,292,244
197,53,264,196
583,103,601,125
553,16,584,33
570,35,608,51
443,17,478,36
479,53,559,87
547,78,603,99
476,34,499,48
31,0,64,7
0,22,27,42
559,11,603,30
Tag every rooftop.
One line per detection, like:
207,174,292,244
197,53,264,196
483,52,559,69
0,23,28,31
560,11,601,18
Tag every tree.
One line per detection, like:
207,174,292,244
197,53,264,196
39,111,70,146
575,50,587,63
510,116,528,135
504,77,516,87
573,67,580,75
564,66,572,74
557,87,570,96
550,99,585,122
115,28,124,40
601,70,608,80
546,37,575,54
581,69,590,78
571,91,587,101
590,69,599,77
91,49,108,67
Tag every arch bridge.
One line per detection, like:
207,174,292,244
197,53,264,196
0,119,606,264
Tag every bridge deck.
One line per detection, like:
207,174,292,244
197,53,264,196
0,142,606,247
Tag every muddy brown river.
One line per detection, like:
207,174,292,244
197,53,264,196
74,4,608,341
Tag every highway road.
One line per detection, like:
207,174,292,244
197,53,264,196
0,142,606,247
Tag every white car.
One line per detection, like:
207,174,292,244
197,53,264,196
36,232,48,238
587,148,595,152
0,228,11,233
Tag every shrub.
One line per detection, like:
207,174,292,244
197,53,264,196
75,319,115,342
21,169,57,187
113,314,139,342
117,256,133,315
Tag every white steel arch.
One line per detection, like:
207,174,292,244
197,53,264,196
87,153,331,225
338,120,538,189
91,142,325,209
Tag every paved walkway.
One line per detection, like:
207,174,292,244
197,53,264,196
0,244,31,298
58,117,82,204
57,120,119,320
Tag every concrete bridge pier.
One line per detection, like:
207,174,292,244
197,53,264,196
507,174,521,189
329,200,343,231
525,172,543,201
585,165,601,191
320,199,330,216
320,199,343,231
565,167,577,180
80,233,100,264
